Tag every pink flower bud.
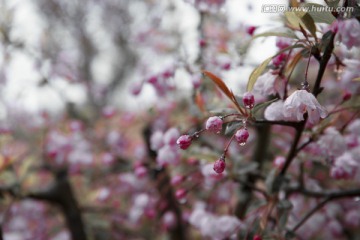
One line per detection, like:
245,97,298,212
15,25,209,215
147,75,158,84
206,116,223,133
199,39,207,48
247,26,257,36
235,128,249,146
175,189,187,200
176,135,192,150
253,235,262,240
213,158,226,174
243,92,255,109
162,69,174,78
222,62,231,70
130,82,143,95
272,53,287,67
342,91,352,101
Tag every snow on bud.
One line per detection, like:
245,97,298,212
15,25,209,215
235,128,249,146
176,135,192,150
213,157,226,174
243,92,255,109
205,116,223,133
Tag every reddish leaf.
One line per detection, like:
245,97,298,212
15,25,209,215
195,91,206,113
202,71,246,115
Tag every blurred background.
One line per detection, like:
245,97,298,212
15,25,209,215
0,0,330,239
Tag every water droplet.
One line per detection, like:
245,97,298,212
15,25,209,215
239,142,246,146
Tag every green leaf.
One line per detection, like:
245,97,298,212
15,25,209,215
252,30,298,40
247,57,272,92
252,98,279,115
265,168,277,194
321,30,334,52
325,0,340,8
298,12,317,39
284,11,317,39
277,199,293,231
224,121,242,135
303,3,336,24
247,44,305,92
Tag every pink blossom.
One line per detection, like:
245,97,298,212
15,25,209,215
328,220,343,237
102,106,116,118
273,156,285,169
134,166,147,178
96,187,110,202
345,209,360,228
130,81,143,95
150,131,164,151
283,90,327,124
189,205,242,239
264,100,286,121
348,119,360,135
163,128,180,146
186,0,226,12
171,175,185,186
156,145,180,167
317,127,347,158
276,37,293,49
336,19,360,49
253,71,277,96
175,189,187,200
330,152,357,180
162,211,177,230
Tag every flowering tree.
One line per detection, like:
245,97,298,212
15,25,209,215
1,0,360,239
